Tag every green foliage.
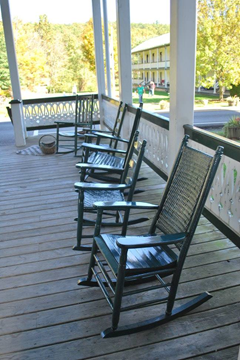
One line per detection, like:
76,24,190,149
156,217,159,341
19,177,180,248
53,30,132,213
0,23,11,96
196,0,240,100
223,115,240,139
230,84,240,97
81,19,96,72
131,23,170,48
0,17,169,96
13,19,48,91
224,116,240,129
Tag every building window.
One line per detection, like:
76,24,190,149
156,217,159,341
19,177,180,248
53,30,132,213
146,54,149,63
152,53,154,63
160,52,162,62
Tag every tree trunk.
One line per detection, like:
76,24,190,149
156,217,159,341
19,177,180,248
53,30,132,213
219,86,225,101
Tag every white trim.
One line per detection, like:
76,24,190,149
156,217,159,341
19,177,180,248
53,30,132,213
103,0,111,98
1,0,26,146
169,0,197,170
116,0,132,105
92,0,105,125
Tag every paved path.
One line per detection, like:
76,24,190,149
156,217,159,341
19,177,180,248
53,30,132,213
1,107,240,147
155,108,240,127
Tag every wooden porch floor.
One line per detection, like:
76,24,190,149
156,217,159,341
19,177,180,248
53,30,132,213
0,137,239,360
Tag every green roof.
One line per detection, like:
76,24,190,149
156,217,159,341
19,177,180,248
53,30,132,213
131,33,170,53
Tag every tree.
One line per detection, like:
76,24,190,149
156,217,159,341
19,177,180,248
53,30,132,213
81,19,96,72
131,23,170,48
197,0,240,100
13,19,48,91
34,14,52,43
0,23,11,96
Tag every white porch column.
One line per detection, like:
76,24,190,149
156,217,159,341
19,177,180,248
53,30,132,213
102,0,111,98
1,0,26,146
92,0,105,125
165,46,168,88
110,27,116,97
164,69,168,88
169,0,197,170
116,0,132,104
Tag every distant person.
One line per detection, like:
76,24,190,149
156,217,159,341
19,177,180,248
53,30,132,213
152,81,156,95
72,85,77,94
149,81,155,96
137,84,145,103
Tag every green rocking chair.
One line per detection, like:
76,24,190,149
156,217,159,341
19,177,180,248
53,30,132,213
73,131,148,251
78,135,223,338
83,101,128,150
78,107,142,183
55,94,94,156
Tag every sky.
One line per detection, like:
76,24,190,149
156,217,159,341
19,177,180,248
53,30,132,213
6,0,170,24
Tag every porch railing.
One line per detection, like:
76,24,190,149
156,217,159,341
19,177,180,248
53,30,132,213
22,93,100,130
184,125,239,247
102,95,240,248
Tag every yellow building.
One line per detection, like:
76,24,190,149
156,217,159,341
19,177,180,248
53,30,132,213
132,33,170,88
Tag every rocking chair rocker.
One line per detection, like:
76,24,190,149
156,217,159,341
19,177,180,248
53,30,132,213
78,135,223,338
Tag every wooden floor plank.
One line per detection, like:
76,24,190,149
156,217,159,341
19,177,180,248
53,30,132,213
192,346,240,360
0,311,239,359
0,137,239,359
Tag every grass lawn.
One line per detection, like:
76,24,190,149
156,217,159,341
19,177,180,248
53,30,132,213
133,89,170,112
132,88,233,112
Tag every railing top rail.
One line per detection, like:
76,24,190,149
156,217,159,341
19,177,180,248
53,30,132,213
127,104,169,130
102,95,170,131
184,124,240,161
22,93,98,105
102,94,119,107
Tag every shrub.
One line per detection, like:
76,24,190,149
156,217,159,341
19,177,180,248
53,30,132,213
223,116,240,139
226,96,239,106
159,100,169,110
224,116,240,128
230,84,240,98
201,99,208,105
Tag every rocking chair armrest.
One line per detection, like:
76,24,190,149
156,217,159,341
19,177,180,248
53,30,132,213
81,142,126,154
84,131,112,141
117,233,186,249
91,132,129,143
54,120,74,125
93,201,159,211
74,182,131,191
76,163,124,173
84,133,98,140
92,130,112,134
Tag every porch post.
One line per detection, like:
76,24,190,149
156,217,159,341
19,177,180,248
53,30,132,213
102,0,111,98
116,0,132,105
0,0,26,146
92,0,105,125
165,46,168,89
169,0,197,170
